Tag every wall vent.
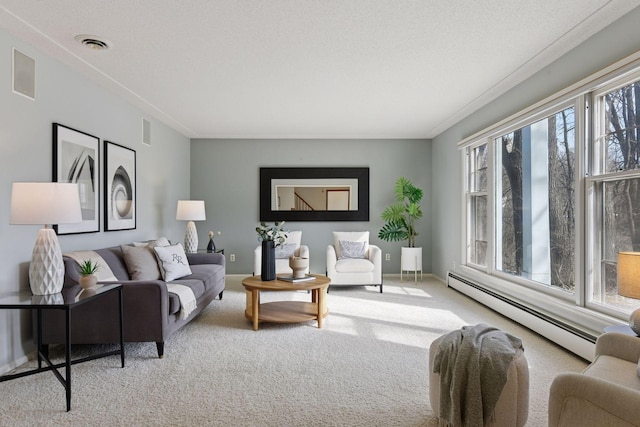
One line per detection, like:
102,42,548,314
142,118,151,146
12,48,35,100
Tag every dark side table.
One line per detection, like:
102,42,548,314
0,284,124,411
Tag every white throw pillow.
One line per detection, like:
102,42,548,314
338,240,367,259
275,243,298,259
133,237,170,248
333,231,369,259
153,243,192,282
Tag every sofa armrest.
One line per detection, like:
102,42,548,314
549,372,640,426
186,252,225,267
595,332,640,363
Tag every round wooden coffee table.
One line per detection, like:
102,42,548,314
241,275,330,331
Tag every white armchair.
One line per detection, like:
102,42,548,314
326,231,383,293
254,231,310,276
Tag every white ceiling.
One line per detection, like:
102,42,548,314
1,1,638,139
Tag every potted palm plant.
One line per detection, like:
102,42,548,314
378,177,424,281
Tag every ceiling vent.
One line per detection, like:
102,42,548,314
74,35,110,50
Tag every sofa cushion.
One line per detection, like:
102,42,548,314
121,245,162,280
133,237,170,248
153,243,192,282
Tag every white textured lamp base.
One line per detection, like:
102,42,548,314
184,221,198,253
29,227,65,295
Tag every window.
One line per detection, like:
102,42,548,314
461,56,640,324
589,77,640,313
495,107,576,291
466,143,488,267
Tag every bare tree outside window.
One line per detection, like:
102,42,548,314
497,108,575,291
595,80,640,309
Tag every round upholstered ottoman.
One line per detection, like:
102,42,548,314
428,332,529,427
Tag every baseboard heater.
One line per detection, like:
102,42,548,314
447,272,596,361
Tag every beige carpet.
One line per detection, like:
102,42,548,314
0,276,587,426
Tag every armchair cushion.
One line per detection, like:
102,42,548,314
336,258,374,273
338,240,367,259
275,243,298,259
333,231,369,259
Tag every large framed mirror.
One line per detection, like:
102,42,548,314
260,167,369,221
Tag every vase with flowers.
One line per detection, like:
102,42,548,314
256,221,287,281
206,230,216,252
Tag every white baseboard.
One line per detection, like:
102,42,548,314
448,272,595,361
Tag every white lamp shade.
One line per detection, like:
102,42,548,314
176,200,206,221
618,251,640,299
9,182,82,295
10,182,82,225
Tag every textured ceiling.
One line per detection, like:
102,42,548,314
0,1,638,139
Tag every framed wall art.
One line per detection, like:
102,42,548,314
104,141,136,231
52,123,100,234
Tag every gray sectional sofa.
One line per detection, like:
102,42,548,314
39,242,225,358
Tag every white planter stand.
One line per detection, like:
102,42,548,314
401,247,423,283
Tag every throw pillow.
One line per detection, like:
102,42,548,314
121,245,162,280
637,357,640,378
275,243,298,259
133,237,170,248
153,243,192,282
338,240,367,259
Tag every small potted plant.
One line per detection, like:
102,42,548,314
256,221,287,280
378,177,424,281
78,259,100,289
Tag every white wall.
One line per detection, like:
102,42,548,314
0,30,191,372
431,6,640,282
190,139,432,275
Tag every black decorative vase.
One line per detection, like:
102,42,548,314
207,238,216,253
261,240,276,281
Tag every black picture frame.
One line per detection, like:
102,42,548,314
260,167,370,222
104,141,136,231
52,123,100,234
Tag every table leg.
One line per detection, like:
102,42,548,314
36,308,42,369
252,289,259,331
118,287,125,368
65,308,71,412
317,288,324,329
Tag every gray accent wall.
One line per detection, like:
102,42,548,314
190,139,432,275
431,6,640,282
0,30,191,372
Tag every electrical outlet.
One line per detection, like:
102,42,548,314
229,254,235,262
385,253,391,261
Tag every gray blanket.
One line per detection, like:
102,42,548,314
432,324,523,427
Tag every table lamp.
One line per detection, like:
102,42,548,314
617,251,640,335
10,182,82,295
176,200,206,253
